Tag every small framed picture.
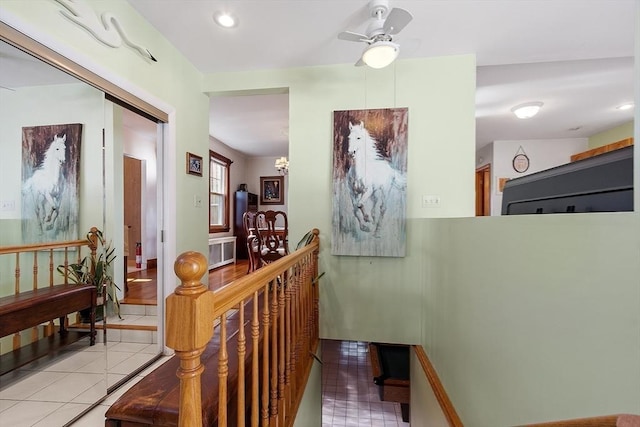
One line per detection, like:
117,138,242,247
260,176,284,205
186,152,203,176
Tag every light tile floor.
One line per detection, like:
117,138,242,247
2,337,409,426
0,336,163,426
322,340,409,426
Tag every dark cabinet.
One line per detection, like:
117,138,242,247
234,191,258,259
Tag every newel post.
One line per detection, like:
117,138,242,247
166,251,215,427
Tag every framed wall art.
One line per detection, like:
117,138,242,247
260,176,284,205
332,107,408,257
22,123,82,243
186,152,203,176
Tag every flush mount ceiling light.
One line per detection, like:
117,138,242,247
616,102,634,111
213,11,237,28
511,101,543,119
362,40,400,69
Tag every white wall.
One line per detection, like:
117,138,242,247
122,113,158,262
491,138,588,215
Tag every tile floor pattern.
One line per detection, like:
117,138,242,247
0,337,162,426
1,338,408,425
322,340,409,427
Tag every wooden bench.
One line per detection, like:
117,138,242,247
0,284,96,373
0,229,100,375
0,283,96,341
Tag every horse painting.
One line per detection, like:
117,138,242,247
347,121,405,237
332,108,408,257
23,134,66,233
21,124,82,243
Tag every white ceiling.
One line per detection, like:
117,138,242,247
2,1,636,157
127,0,636,156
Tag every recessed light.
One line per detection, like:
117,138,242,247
213,11,237,28
511,101,543,119
616,102,634,111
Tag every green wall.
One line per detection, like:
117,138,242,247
2,1,639,425
203,55,477,344
588,121,634,148
1,0,211,266
422,214,640,425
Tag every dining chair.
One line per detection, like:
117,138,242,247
254,210,289,267
242,211,261,273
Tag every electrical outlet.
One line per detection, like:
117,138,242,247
422,195,441,208
0,200,15,211
194,195,202,208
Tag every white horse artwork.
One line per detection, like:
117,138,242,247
22,134,67,233
331,108,408,257
347,121,406,238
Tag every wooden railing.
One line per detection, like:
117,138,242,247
166,229,320,427
519,414,640,427
0,228,98,348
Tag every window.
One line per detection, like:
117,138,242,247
209,150,231,233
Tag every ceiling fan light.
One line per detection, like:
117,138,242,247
213,11,237,28
616,102,634,111
362,41,399,69
511,101,543,119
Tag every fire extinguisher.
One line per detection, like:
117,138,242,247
135,242,142,268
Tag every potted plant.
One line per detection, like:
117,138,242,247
58,227,121,321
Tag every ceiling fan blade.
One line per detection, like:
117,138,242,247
0,85,16,91
338,31,369,42
383,8,413,34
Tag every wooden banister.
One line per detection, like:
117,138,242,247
165,229,321,427
519,414,639,427
166,251,216,427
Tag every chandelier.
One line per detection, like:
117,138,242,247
275,156,289,175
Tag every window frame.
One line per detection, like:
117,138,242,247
209,150,232,233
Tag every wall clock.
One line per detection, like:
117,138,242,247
512,146,530,173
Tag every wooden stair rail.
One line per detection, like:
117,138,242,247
519,414,640,427
166,229,320,427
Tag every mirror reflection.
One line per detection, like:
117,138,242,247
475,57,634,216
0,39,162,425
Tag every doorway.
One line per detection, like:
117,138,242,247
124,155,142,267
475,164,491,216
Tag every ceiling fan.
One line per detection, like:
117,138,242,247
338,0,413,69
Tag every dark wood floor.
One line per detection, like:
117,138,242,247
122,259,250,305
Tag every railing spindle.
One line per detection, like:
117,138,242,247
278,272,286,423
270,278,279,421
284,268,292,413
237,301,246,427
13,253,20,349
218,312,228,426
261,283,270,426
251,291,260,427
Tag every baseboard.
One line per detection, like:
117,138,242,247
413,345,463,427
146,258,157,269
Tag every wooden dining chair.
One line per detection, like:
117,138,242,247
254,210,289,267
242,211,261,273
